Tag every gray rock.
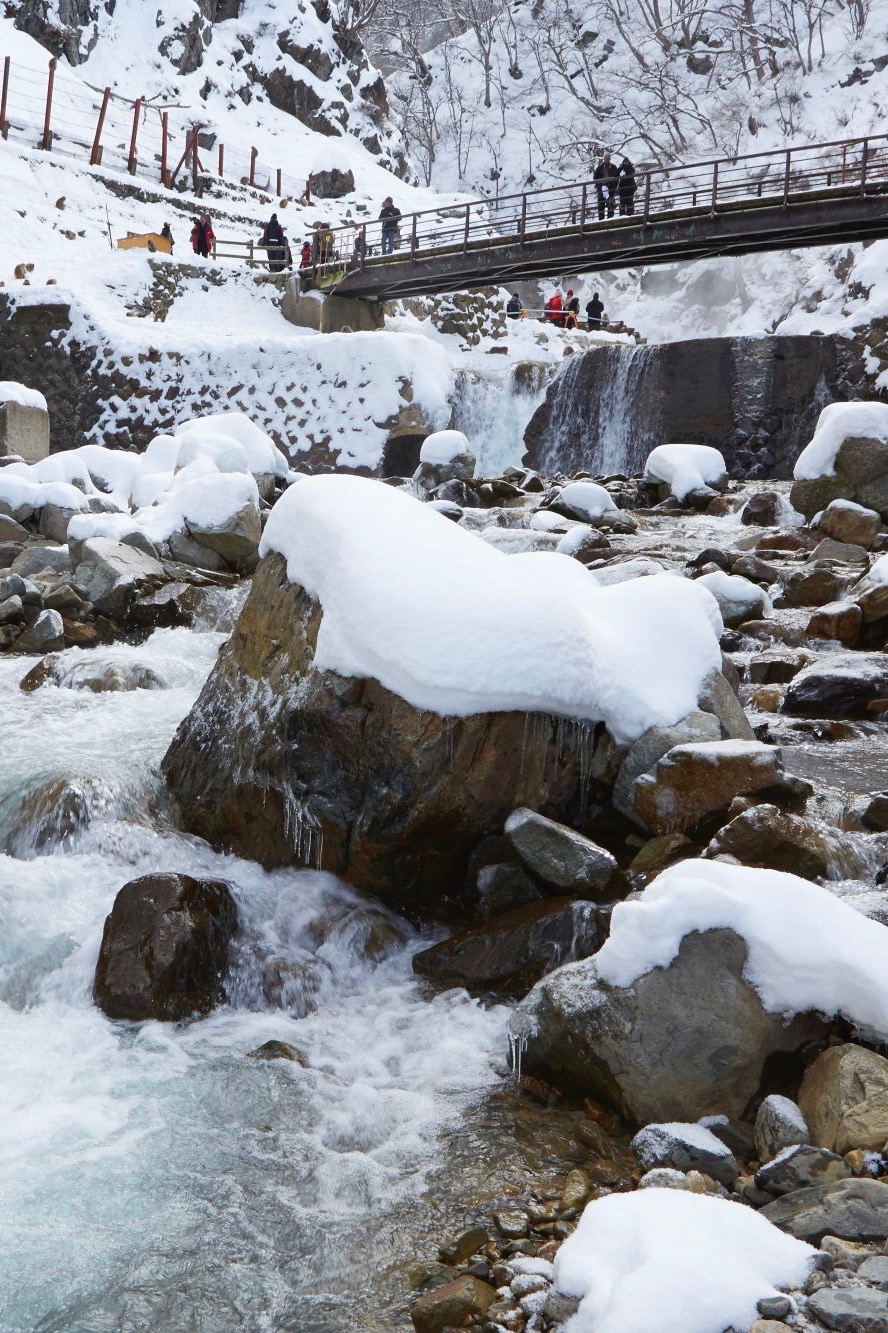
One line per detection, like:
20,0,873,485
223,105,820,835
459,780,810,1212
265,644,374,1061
631,1121,739,1186
0,573,41,604
504,807,625,901
755,1144,851,1195
808,537,871,566
0,513,29,542
637,1167,691,1190
75,538,165,616
166,528,230,572
10,545,73,579
859,1256,888,1288
806,1284,888,1330
757,1295,792,1319
510,927,826,1125
15,608,63,653
756,1094,811,1163
187,501,262,573
791,434,888,522
0,594,23,625
760,1179,888,1244
414,449,476,490
38,502,81,545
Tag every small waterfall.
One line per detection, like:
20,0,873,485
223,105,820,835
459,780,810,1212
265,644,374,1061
451,363,552,475
525,344,663,477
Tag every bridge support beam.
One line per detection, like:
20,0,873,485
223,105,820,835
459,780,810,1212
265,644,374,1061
281,281,384,334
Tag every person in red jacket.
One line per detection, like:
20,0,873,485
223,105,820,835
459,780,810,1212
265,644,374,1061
190,215,214,258
545,291,564,326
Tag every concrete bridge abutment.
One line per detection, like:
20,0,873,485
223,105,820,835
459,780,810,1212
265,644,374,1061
281,281,384,334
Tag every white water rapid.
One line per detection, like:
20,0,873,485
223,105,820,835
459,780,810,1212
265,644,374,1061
0,606,508,1332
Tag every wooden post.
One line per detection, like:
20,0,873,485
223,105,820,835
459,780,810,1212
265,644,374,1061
1,57,10,141
160,110,168,184
463,203,470,253
579,182,587,236
782,148,791,205
710,161,719,215
643,172,651,222
42,58,57,150
411,211,418,255
127,97,142,174
861,139,869,197
249,146,257,188
276,167,282,197
217,142,224,177
191,129,199,195
519,194,527,243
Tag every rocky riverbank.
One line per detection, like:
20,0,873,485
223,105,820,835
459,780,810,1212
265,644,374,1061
8,405,888,1330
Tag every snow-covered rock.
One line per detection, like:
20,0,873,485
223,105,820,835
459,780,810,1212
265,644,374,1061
631,1121,738,1186
817,498,881,550
792,403,888,520
644,444,728,503
510,860,888,1122
549,480,619,524
755,1095,810,1165
696,570,771,627
551,1188,814,1333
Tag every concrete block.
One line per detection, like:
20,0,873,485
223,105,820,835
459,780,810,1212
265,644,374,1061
0,402,50,462
281,281,383,334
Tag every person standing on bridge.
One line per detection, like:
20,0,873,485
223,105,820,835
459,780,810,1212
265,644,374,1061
586,292,604,330
618,157,637,215
594,152,620,220
379,197,402,255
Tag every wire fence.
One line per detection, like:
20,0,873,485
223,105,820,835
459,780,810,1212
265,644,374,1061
0,52,309,202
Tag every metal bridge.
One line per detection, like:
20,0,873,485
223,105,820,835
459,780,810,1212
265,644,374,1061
304,135,888,302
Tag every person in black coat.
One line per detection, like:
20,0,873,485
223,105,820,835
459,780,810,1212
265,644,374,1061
618,158,637,216
379,197,402,254
262,212,287,272
506,293,523,319
593,152,620,219
586,292,604,330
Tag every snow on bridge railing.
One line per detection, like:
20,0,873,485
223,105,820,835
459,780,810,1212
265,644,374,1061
0,52,311,204
302,132,888,281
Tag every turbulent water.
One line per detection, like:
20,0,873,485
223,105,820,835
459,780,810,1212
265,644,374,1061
451,365,551,475
0,607,508,1333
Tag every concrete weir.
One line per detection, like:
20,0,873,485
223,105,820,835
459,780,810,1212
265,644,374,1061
281,282,384,334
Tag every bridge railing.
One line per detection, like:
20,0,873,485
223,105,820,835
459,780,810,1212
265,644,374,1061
305,132,888,284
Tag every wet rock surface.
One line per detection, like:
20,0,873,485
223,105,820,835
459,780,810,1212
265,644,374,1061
93,872,238,1022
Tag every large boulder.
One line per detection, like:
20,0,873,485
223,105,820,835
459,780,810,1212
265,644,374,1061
704,804,849,881
817,499,881,550
93,872,238,1021
161,555,610,920
791,406,888,521
186,501,262,574
509,927,826,1124
412,897,600,995
798,1044,888,1154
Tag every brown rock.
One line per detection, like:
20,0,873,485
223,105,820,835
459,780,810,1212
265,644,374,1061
162,554,615,921
410,1276,496,1332
807,600,863,647
705,804,849,880
819,501,881,550
413,897,600,995
778,563,853,609
632,740,804,836
799,1044,888,1153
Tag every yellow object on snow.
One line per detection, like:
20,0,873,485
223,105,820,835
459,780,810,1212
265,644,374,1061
116,232,173,254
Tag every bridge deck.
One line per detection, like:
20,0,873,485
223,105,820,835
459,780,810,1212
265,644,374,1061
307,134,888,302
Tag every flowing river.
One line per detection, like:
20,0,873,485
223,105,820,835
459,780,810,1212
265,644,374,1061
0,603,509,1332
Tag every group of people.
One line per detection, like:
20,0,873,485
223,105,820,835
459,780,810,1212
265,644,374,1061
506,289,607,331
593,151,636,219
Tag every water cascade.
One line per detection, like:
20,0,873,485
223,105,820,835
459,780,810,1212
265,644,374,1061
523,334,867,479
450,362,553,475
